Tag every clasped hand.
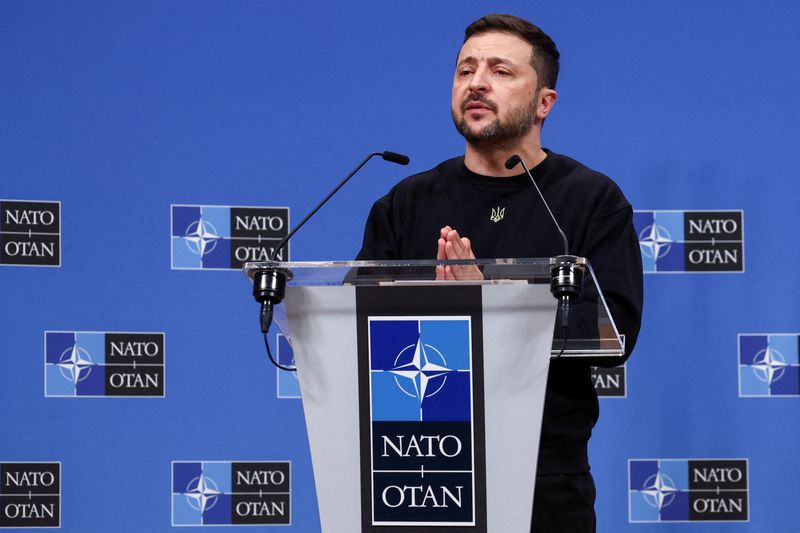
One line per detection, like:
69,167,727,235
435,226,484,281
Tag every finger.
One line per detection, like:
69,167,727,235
436,264,446,280
444,265,455,280
446,230,470,259
437,238,446,260
446,237,481,280
461,237,476,258
444,240,458,260
445,242,474,279
453,264,484,280
440,226,452,240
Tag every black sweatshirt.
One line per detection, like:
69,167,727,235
356,150,643,474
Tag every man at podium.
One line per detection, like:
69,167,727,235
357,13,643,533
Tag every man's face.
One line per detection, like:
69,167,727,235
452,31,539,147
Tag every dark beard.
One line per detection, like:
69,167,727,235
452,97,537,148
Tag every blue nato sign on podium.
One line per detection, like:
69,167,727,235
244,257,623,532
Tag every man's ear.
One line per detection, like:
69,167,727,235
536,88,558,120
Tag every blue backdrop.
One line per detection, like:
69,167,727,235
2,1,799,531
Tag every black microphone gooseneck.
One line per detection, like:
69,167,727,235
505,154,585,358
505,154,568,255
270,151,409,262
252,150,410,370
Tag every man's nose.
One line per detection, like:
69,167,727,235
469,66,490,92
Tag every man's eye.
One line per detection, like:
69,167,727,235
459,69,473,76
495,70,511,77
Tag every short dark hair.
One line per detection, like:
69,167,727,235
464,14,560,90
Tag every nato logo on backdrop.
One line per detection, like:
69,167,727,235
171,204,289,270
0,462,60,528
0,200,60,267
367,317,476,526
739,333,800,397
592,364,626,397
172,461,291,526
634,210,744,273
45,331,165,397
629,459,748,522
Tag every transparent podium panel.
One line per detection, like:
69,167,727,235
244,257,624,358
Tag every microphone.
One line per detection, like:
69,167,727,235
381,151,410,166
253,150,410,339
505,154,584,357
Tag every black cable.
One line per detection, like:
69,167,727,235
554,326,568,359
263,331,296,372
553,296,569,358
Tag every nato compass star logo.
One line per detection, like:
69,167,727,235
171,205,232,269
641,472,678,510
750,347,787,384
173,461,233,526
185,474,221,513
739,334,800,396
45,332,107,397
638,223,673,260
56,344,93,384
629,459,691,522
634,210,685,272
368,318,473,423
183,218,219,257
390,337,453,405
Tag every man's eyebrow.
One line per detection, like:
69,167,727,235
486,56,517,67
456,56,517,67
456,56,477,67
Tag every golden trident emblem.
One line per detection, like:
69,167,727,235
490,207,505,223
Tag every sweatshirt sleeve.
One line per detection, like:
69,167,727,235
355,198,399,261
580,205,644,367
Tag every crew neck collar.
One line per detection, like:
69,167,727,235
459,149,556,188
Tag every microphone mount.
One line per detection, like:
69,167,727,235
252,263,292,334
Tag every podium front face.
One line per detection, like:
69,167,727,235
244,259,623,533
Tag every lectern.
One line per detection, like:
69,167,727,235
244,258,623,533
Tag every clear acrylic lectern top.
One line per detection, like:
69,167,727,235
244,257,624,358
